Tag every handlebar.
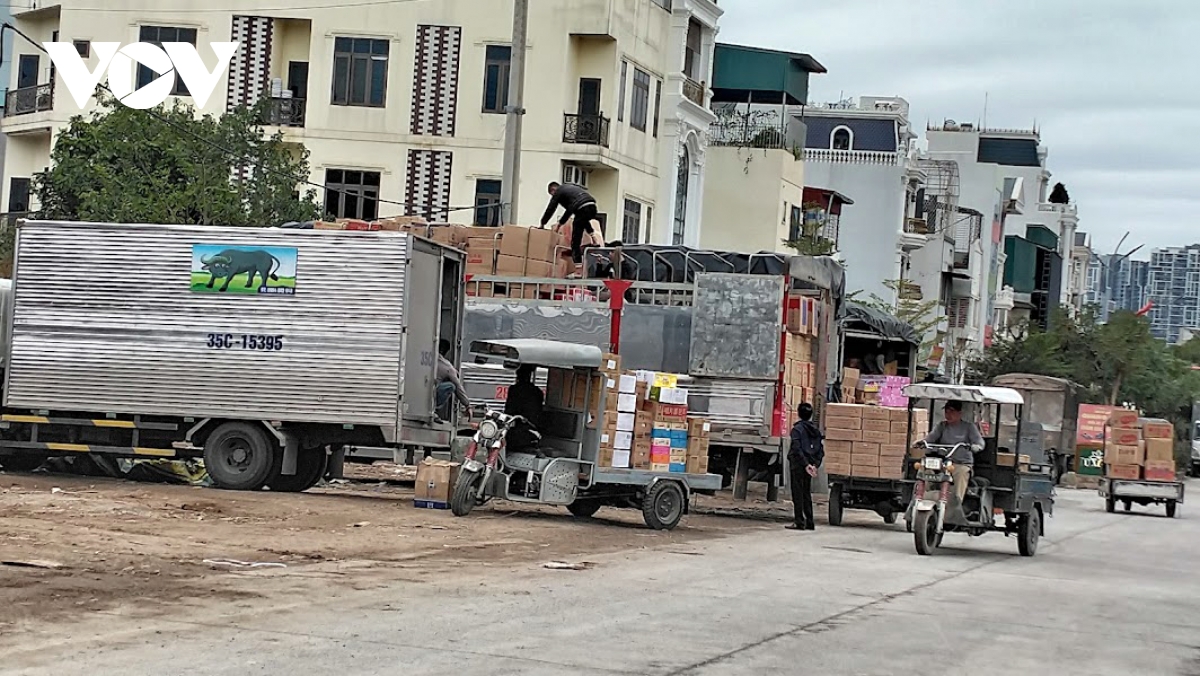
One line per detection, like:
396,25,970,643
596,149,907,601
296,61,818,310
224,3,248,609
918,442,969,460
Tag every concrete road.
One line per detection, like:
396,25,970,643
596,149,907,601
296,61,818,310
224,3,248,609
3,489,1198,676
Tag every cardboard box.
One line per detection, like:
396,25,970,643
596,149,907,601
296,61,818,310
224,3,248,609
687,416,711,438
861,407,891,422
1141,421,1174,440
615,412,636,432
525,259,554,278
851,441,880,455
414,458,461,508
851,465,880,478
825,453,852,469
878,462,905,480
465,246,496,275
1143,460,1176,482
618,374,638,394
995,453,1032,467
825,440,853,455
498,225,530,258
888,407,911,422
1107,427,1141,446
611,449,632,469
632,440,652,469
1106,464,1141,481
1108,409,1139,428
851,452,881,467
598,447,615,468
860,430,890,444
825,461,852,476
685,455,709,475
604,391,620,413
879,444,907,458
825,416,862,431
494,253,527,276
643,401,688,423
826,403,864,418
1106,443,1144,466
613,431,634,451
888,433,911,447
862,418,891,433
687,436,709,459
527,227,559,262
617,393,639,413
842,367,861,384
826,428,862,442
1144,437,1174,463
889,421,910,434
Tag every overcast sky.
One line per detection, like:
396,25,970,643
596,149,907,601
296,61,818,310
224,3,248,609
719,0,1200,258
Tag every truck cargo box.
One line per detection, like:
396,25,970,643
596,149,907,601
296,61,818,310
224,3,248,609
5,221,464,432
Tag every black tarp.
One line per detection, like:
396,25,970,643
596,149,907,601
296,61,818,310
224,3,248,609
842,301,920,346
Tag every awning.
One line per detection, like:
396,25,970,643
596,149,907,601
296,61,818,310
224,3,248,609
842,302,920,346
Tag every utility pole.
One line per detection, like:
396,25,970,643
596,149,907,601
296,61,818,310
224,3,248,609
499,0,529,226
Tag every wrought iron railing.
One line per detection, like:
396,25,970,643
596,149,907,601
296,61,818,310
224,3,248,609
683,77,705,106
265,96,306,127
4,83,53,117
562,113,610,147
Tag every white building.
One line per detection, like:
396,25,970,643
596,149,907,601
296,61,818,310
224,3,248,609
1,0,722,245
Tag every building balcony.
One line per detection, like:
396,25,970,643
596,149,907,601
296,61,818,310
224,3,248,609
683,77,706,107
899,218,929,252
563,113,610,148
802,149,902,166
264,96,306,128
4,83,54,117
905,217,930,235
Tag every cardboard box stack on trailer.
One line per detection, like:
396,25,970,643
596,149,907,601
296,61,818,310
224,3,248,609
823,404,927,479
783,297,821,428
595,367,704,473
1103,410,1177,482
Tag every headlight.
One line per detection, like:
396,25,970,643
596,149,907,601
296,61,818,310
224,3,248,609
922,457,943,471
479,420,499,438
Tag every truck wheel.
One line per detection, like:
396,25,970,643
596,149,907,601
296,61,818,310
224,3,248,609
567,499,602,518
883,511,898,525
1166,500,1177,518
1018,508,1041,557
1105,495,1116,513
642,481,685,530
828,484,844,526
451,470,483,517
1123,499,1132,512
914,511,937,556
266,448,328,493
203,423,277,491
0,454,45,473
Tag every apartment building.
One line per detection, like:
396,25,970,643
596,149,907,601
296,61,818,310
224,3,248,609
1,0,722,245
1147,245,1200,343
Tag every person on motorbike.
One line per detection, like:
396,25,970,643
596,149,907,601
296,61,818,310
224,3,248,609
503,365,543,453
914,400,984,506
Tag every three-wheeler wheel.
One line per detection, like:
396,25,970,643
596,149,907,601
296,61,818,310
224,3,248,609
1166,500,1178,518
642,481,685,531
827,484,844,526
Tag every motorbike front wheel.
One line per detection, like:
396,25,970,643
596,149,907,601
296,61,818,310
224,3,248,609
451,470,484,517
914,510,939,556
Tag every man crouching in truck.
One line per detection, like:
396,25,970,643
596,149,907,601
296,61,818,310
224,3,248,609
435,340,470,422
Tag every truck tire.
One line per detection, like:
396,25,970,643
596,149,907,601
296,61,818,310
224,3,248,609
642,481,685,531
914,511,937,556
1018,508,1041,557
1105,495,1116,513
827,484,844,526
1166,500,1177,518
567,499,602,518
203,422,277,491
266,448,328,493
0,454,45,473
883,511,898,525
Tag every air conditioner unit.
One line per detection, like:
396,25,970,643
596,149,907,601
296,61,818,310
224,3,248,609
562,164,590,188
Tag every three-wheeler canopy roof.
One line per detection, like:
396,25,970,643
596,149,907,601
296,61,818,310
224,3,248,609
469,339,604,370
902,384,1025,405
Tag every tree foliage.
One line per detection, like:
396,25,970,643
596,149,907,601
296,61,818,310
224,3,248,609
849,279,941,359
33,93,320,227
1048,182,1070,204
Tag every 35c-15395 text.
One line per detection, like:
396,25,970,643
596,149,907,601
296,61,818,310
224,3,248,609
207,334,285,351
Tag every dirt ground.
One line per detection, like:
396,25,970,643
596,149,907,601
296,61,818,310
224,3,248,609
0,464,796,639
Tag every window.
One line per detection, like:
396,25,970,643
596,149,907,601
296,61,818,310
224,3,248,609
7,177,30,213
474,179,502,226
684,19,702,80
645,206,652,243
617,61,627,122
623,198,643,243
789,205,803,241
652,79,662,137
137,26,197,96
332,37,389,107
630,68,650,132
481,45,510,114
324,169,381,221
832,127,852,150
73,40,90,58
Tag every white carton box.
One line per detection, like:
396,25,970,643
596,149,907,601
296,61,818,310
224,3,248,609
614,431,634,450
616,412,636,432
617,393,638,413
618,374,638,394
612,450,631,468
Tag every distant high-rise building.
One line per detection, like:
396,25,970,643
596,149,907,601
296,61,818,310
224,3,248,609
1147,245,1200,343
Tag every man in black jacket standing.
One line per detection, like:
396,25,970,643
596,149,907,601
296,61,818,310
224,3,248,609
787,402,824,531
540,182,598,264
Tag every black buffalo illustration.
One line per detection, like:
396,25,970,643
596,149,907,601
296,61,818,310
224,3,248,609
201,249,281,292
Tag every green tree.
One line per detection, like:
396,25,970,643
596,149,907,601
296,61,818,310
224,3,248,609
33,93,320,227
782,201,837,256
849,279,941,360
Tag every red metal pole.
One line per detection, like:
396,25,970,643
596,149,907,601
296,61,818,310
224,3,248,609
604,279,634,353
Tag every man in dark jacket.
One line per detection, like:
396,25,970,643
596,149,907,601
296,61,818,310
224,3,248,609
541,182,597,264
787,402,824,531
504,365,543,452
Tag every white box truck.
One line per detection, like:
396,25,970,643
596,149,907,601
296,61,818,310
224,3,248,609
0,220,466,491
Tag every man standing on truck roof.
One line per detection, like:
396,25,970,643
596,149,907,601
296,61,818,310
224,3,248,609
915,400,984,507
787,402,823,531
436,340,470,422
540,182,597,265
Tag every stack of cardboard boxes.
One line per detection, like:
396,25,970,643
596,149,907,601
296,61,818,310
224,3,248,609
596,369,708,474
1104,410,1177,481
823,403,928,480
782,298,821,429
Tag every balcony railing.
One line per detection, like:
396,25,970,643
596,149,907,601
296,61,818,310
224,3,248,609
4,83,53,117
264,96,306,127
683,77,705,106
563,113,610,148
904,217,930,235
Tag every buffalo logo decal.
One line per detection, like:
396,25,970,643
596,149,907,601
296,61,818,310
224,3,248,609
191,245,297,295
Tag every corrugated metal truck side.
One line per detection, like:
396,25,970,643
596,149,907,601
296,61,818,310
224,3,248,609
0,220,465,491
